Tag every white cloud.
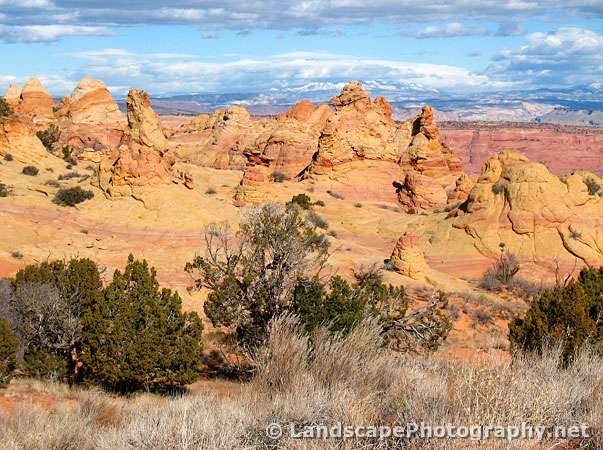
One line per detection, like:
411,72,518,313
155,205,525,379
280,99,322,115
491,27,603,86
62,49,507,96
0,0,53,7
0,1,598,43
415,22,489,38
0,24,111,42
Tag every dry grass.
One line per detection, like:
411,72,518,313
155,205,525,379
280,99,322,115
0,316,601,449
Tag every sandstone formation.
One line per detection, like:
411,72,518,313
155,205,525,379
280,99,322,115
0,118,49,164
12,78,55,126
171,107,270,169
3,84,22,109
232,101,334,205
251,101,333,176
440,121,603,175
412,151,603,279
95,89,178,198
303,82,462,209
390,232,430,279
447,173,475,205
394,172,449,213
56,77,126,150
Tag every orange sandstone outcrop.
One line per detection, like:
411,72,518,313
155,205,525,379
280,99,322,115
171,107,269,169
0,118,49,164
303,82,462,209
12,78,55,126
3,84,22,109
390,232,430,279
95,89,177,198
394,172,448,213
56,77,126,149
251,100,333,177
413,151,603,278
232,100,333,205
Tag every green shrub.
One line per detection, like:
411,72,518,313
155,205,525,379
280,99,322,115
22,165,39,176
0,319,18,387
293,269,407,335
292,268,449,351
0,97,12,118
584,177,601,196
205,187,217,195
0,182,9,197
327,190,344,200
81,255,203,392
270,171,289,183
307,210,329,229
186,202,329,349
36,124,60,151
289,193,312,210
61,147,77,165
509,266,603,366
53,186,94,206
3,153,13,162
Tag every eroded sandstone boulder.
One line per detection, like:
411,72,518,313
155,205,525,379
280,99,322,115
12,78,55,127
0,118,49,164
56,77,126,150
303,82,463,206
94,89,179,198
390,232,430,279
3,84,22,109
394,172,449,213
427,151,603,270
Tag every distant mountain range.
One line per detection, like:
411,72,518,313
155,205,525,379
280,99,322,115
119,83,603,127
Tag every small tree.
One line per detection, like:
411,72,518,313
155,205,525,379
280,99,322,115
186,202,329,349
0,319,18,387
509,266,603,365
0,97,12,118
81,255,203,391
293,268,407,335
36,124,60,151
9,259,103,380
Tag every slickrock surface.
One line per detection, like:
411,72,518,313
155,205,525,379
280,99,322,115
11,78,55,126
56,77,126,150
94,89,177,198
401,151,603,280
0,118,49,164
441,121,603,175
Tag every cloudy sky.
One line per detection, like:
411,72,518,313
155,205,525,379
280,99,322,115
0,1,602,97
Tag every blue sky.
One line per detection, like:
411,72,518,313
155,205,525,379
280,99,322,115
1,1,603,97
